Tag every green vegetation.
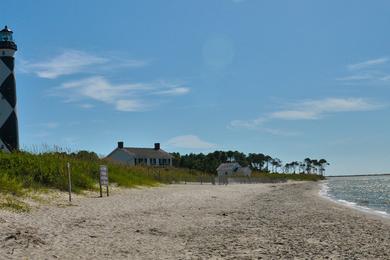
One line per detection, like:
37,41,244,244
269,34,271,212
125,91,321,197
0,148,325,202
0,197,30,212
0,150,206,196
173,151,329,176
251,172,325,181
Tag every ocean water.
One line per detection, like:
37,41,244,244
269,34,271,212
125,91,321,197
321,175,390,217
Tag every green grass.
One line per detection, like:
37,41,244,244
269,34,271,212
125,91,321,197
0,150,323,201
0,150,206,196
0,197,30,212
251,171,325,181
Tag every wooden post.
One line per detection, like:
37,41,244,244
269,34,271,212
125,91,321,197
99,175,103,197
67,162,72,202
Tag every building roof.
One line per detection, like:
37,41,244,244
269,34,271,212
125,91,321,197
216,162,241,172
120,147,173,159
1,26,12,33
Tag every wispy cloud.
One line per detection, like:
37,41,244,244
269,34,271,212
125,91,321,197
155,87,190,96
50,76,190,112
336,73,374,82
229,117,266,129
20,50,148,79
347,57,388,71
269,98,381,120
337,57,390,84
166,135,216,149
229,97,384,131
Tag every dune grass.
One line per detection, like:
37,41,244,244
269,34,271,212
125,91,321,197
0,150,324,201
0,151,206,196
0,197,30,212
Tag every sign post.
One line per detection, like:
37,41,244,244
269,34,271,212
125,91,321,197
99,165,109,197
67,162,72,202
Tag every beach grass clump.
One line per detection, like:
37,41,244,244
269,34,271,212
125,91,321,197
0,197,30,212
0,174,25,196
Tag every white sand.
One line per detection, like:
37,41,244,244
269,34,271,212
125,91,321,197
0,182,389,259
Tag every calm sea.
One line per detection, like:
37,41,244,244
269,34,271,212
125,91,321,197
321,175,390,217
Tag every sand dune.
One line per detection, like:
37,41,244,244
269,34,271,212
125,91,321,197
0,182,389,259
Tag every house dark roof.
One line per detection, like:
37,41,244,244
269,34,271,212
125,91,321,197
122,147,173,159
216,162,241,172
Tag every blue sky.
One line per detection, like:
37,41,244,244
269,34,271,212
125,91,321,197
3,0,390,175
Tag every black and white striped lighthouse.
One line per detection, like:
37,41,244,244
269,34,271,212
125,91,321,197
0,26,18,152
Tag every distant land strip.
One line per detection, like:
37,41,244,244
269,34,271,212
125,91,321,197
327,173,390,178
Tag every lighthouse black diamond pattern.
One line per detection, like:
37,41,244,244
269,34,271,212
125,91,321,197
0,58,18,152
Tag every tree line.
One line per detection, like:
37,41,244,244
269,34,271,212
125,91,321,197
171,151,329,175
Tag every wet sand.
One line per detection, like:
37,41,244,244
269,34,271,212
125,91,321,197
0,182,389,259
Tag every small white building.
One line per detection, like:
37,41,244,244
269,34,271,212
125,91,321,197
239,166,252,176
106,142,173,167
216,163,252,177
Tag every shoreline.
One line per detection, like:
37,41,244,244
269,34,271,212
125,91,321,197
318,180,390,219
1,182,389,259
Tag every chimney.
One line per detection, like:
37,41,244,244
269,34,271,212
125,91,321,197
154,143,160,150
118,141,124,149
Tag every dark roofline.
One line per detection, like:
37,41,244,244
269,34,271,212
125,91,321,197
1,26,13,33
105,147,173,159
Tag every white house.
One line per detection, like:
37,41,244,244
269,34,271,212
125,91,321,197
216,163,252,177
106,142,173,167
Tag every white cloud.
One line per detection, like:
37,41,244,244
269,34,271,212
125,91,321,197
337,58,390,84
229,97,384,130
229,117,266,129
155,87,190,96
51,76,190,112
270,110,317,120
166,135,216,149
20,50,148,79
347,57,388,71
336,74,374,81
271,98,382,120
115,99,146,112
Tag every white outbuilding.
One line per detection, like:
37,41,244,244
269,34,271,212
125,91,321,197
216,163,252,177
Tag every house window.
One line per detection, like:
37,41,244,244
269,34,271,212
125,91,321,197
151,158,156,165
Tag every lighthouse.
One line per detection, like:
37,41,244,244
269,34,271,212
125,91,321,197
0,26,18,152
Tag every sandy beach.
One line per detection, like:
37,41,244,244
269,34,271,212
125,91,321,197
1,182,389,259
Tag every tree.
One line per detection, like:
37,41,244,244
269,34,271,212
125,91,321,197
311,159,319,175
291,161,299,174
318,159,329,176
264,155,273,172
304,158,312,174
248,153,266,170
271,158,282,173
